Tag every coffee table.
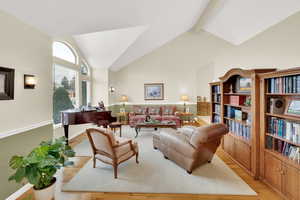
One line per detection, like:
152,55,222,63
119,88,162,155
134,121,177,138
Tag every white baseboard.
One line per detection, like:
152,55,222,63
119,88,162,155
0,120,53,140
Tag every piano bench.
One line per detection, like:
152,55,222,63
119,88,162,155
109,122,123,137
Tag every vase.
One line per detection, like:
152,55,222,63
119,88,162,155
33,178,56,200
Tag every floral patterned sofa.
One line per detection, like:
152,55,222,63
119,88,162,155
128,105,181,127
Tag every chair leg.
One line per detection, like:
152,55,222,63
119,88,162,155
114,164,118,179
119,126,122,137
136,153,139,164
93,157,96,168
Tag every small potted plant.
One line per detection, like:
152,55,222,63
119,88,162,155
8,137,75,200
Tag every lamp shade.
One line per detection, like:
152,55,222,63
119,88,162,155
180,95,189,102
120,95,128,102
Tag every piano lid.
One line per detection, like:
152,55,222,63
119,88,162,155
61,108,97,113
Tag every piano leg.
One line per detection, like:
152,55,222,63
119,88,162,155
64,125,69,145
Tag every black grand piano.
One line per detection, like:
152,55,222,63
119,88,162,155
61,108,116,143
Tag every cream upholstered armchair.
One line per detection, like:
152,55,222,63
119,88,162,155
86,128,139,178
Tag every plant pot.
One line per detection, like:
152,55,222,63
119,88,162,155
33,178,56,200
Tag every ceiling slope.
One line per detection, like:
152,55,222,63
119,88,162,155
73,26,148,69
201,0,300,45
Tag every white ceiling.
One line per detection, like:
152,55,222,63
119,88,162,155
0,0,300,70
202,0,300,45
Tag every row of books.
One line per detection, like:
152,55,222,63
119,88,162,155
212,85,220,94
214,104,221,114
226,119,251,141
268,75,300,93
213,115,221,123
266,136,300,163
212,93,221,103
268,117,300,144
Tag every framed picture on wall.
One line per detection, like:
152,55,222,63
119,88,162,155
144,83,164,100
0,66,15,100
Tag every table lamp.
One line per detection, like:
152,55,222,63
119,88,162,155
120,95,128,112
180,95,189,113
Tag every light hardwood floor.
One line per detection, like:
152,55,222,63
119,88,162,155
17,129,284,200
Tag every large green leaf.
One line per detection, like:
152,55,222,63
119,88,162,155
9,156,24,169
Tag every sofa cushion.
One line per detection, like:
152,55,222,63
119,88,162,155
178,126,198,140
133,106,147,115
150,115,162,121
189,123,229,148
148,107,161,115
161,106,176,115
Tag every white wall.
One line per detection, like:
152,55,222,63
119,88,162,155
93,67,109,105
109,31,229,105
0,11,52,134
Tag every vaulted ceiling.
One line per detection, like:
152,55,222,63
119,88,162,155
0,0,300,71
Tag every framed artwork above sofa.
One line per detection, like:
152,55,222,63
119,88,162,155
144,83,164,100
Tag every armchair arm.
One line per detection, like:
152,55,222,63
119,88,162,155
113,139,136,153
160,129,197,158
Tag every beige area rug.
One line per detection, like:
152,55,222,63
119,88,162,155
63,126,257,195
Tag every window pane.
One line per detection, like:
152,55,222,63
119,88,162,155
53,64,77,124
80,63,88,75
53,42,76,64
82,80,91,106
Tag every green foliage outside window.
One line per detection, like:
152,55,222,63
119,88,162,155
53,87,74,124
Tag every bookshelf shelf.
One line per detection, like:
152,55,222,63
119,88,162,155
266,113,300,121
224,117,250,126
228,132,251,145
260,67,300,200
266,93,300,96
224,104,251,111
224,93,251,96
266,133,300,147
209,82,221,124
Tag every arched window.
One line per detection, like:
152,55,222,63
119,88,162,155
80,62,89,75
53,41,77,64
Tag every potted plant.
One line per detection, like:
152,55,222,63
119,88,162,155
8,137,75,200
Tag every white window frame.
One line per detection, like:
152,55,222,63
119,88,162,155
53,41,92,127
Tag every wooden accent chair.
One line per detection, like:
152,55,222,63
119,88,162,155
86,128,139,178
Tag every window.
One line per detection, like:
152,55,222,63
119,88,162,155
52,41,91,125
53,42,77,64
82,80,91,106
53,64,78,124
80,62,89,75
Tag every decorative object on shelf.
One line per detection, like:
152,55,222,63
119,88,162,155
236,77,251,93
180,95,189,112
144,83,164,100
145,114,151,122
24,74,36,89
230,95,246,106
109,86,115,94
8,137,75,200
269,97,285,114
244,96,251,106
98,101,105,111
120,95,128,112
229,83,235,93
0,66,14,100
285,98,300,116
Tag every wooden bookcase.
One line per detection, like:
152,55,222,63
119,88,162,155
209,82,221,123
218,68,276,179
259,68,300,200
